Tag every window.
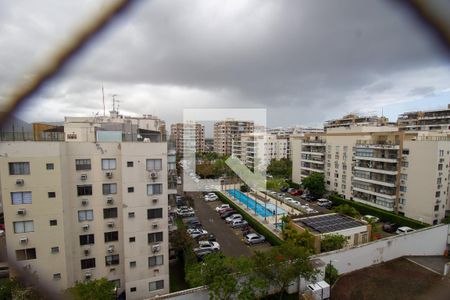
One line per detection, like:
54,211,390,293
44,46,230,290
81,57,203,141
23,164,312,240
148,255,163,267
11,192,32,205
48,192,56,198
149,280,164,292
78,210,94,222
103,208,118,219
402,149,409,155
436,191,441,197
439,149,444,157
128,212,135,218
46,163,54,170
51,247,59,253
437,178,442,185
9,162,30,175
102,159,116,170
77,185,92,196
49,220,57,226
130,287,137,292
399,186,407,192
53,273,61,280
400,174,408,180
13,221,34,233
79,234,95,245
129,237,136,243
16,248,36,261
147,208,163,219
146,159,162,171
128,187,134,193
105,254,120,266
75,159,91,171
438,164,443,171
401,161,409,167
148,232,163,243
127,161,134,167
434,205,439,211
102,183,117,195
147,184,162,195
104,231,119,242
81,258,96,269
130,261,136,268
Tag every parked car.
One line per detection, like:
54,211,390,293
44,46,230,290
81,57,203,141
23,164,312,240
362,215,380,223
215,204,230,212
225,214,243,223
289,189,302,196
188,228,208,239
220,210,237,219
231,219,248,228
199,233,217,242
396,226,415,234
195,248,215,261
280,186,289,192
304,195,317,202
194,240,220,252
382,223,398,233
284,197,295,203
317,199,331,207
177,210,195,217
204,194,218,201
305,207,318,214
0,230,4,237
244,233,266,245
186,220,202,229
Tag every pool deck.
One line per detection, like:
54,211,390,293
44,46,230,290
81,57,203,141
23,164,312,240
220,185,304,236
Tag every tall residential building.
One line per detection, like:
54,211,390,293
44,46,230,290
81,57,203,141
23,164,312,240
0,112,170,299
213,120,254,156
170,123,205,154
292,125,450,225
397,104,450,132
232,133,290,170
324,114,389,132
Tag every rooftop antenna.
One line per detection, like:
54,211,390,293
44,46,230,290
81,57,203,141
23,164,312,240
102,84,106,116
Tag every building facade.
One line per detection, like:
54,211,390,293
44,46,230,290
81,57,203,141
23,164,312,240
292,126,450,225
397,104,450,132
170,123,205,154
213,120,254,156
0,112,171,299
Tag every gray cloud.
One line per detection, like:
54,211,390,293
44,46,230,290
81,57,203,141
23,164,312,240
0,0,449,128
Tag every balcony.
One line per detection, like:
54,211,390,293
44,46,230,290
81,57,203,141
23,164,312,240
354,155,398,163
352,196,395,211
353,175,396,188
353,166,397,175
352,186,396,200
355,143,400,150
301,166,325,173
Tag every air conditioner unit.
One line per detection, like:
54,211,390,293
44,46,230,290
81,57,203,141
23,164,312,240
84,272,92,279
152,198,158,204
107,221,115,228
17,209,26,216
149,171,159,180
81,174,87,181
153,268,159,274
106,197,114,204
16,179,24,185
84,249,90,256
81,199,89,206
151,244,160,253
110,268,116,272
152,223,158,229
107,245,115,253
82,224,90,231
19,237,28,245
106,172,113,179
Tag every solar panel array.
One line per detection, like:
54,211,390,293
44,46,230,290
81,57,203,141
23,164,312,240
297,214,363,233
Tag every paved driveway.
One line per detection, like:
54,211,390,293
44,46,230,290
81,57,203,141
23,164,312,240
186,192,271,257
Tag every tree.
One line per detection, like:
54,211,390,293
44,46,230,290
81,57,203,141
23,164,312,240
332,204,360,219
0,277,44,300
320,234,348,252
302,173,325,197
252,243,318,300
266,178,287,192
66,278,116,300
281,223,316,254
267,159,292,179
324,263,339,285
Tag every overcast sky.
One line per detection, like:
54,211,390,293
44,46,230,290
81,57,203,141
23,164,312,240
1,0,449,129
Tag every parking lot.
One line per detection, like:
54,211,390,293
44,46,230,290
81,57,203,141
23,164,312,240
184,192,272,257
266,190,332,216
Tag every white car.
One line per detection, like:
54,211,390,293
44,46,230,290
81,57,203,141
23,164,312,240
231,219,248,228
194,241,220,252
204,193,218,201
396,226,415,234
284,197,294,203
215,204,230,212
362,215,380,223
292,200,301,206
305,207,318,214
176,206,193,214
188,228,208,239
225,214,243,223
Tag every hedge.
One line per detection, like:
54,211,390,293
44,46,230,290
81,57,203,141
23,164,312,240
329,194,429,229
215,192,283,246
286,180,301,190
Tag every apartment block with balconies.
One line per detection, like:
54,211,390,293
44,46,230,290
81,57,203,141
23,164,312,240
213,120,254,156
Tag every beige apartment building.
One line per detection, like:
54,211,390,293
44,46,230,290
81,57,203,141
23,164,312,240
0,112,171,299
398,104,450,132
170,122,205,154
292,125,450,225
213,120,254,156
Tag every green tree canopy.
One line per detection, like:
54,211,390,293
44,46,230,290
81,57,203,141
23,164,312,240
66,278,116,300
320,234,348,252
302,173,325,197
324,263,339,285
332,204,361,219
267,159,292,179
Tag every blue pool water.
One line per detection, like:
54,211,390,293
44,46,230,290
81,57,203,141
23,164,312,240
226,189,286,218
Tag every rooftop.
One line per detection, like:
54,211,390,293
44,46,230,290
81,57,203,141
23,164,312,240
293,213,365,234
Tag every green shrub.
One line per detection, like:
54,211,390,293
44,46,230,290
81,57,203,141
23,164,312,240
329,195,428,229
216,192,283,246
286,180,301,190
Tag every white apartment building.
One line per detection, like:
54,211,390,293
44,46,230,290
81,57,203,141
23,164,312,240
398,104,450,132
170,122,205,154
0,112,171,299
213,120,254,156
292,126,450,225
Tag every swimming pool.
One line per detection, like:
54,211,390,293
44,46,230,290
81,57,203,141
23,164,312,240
226,189,286,218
